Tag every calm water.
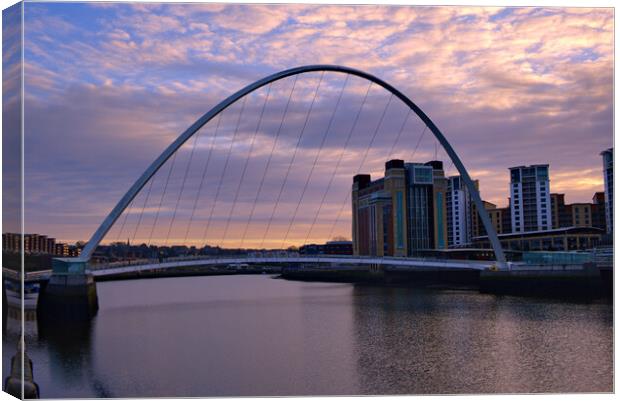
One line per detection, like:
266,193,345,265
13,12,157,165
3,275,613,397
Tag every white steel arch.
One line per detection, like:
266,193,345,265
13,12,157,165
76,65,507,267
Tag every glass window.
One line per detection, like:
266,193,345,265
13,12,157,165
413,167,433,184
536,166,549,180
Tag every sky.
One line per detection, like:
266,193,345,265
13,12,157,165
2,2,614,248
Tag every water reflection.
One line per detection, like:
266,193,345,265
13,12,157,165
37,319,96,393
351,285,613,394
2,276,612,397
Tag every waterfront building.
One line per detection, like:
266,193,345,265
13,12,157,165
471,201,506,238
550,192,607,232
24,234,35,252
299,240,353,255
446,176,482,247
324,240,353,255
499,200,513,234
601,148,613,234
352,159,447,257
429,162,449,250
67,246,82,257
550,193,566,229
3,232,72,256
352,160,408,257
591,192,607,231
472,226,604,251
405,161,438,253
509,165,552,233
46,237,56,255
55,243,70,257
487,206,505,234
2,232,20,252
570,203,592,228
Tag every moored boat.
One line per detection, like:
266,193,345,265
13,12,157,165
4,278,40,310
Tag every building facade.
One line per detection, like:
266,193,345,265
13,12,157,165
299,240,353,255
405,162,436,253
509,165,552,233
446,176,477,247
352,160,409,257
429,161,449,250
352,159,448,257
472,226,604,252
601,148,613,234
2,232,71,256
591,192,607,231
471,201,508,238
550,192,607,233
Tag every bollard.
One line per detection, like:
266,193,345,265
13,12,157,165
4,340,39,399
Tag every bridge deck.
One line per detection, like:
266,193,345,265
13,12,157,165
88,256,495,277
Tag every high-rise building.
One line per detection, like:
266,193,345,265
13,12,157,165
591,192,607,231
352,159,448,257
2,232,20,252
446,176,478,247
501,200,513,234
570,203,592,228
2,232,70,256
352,160,408,257
601,148,613,234
509,165,552,233
428,161,448,250
549,191,606,232
471,200,502,238
405,161,437,253
55,243,70,257
550,193,564,229
385,160,409,256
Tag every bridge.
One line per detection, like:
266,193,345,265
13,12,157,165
89,255,495,277
43,64,512,320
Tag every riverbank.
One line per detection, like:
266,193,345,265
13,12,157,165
279,264,613,299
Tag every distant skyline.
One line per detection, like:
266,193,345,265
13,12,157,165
3,3,613,246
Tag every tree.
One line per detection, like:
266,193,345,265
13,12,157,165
331,236,350,242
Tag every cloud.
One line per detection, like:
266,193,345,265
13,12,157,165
20,3,613,247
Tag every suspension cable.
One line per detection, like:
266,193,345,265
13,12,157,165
182,114,223,246
130,177,155,245
280,74,350,249
146,152,178,246
201,96,248,248
326,94,397,241
410,124,428,161
259,72,325,250
114,197,134,243
302,80,373,246
387,109,412,159
220,83,273,247
239,76,299,249
163,124,202,246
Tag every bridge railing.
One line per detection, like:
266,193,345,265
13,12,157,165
89,252,498,271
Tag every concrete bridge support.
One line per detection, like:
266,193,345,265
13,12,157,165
38,258,98,321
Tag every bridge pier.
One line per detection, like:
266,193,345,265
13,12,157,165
38,258,98,321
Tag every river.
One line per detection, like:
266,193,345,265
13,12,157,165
2,274,613,397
